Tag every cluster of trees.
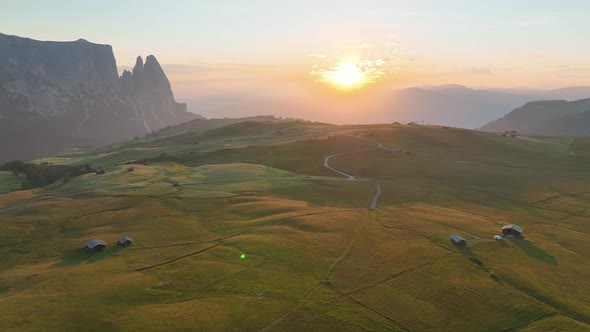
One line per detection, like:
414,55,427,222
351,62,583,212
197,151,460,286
501,130,518,137
0,160,95,189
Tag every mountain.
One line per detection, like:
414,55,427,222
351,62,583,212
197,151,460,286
178,85,590,130
479,98,590,136
379,85,590,129
381,85,533,128
489,86,590,101
0,33,198,161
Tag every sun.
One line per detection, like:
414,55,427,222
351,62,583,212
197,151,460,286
321,62,368,89
329,62,363,86
310,58,389,90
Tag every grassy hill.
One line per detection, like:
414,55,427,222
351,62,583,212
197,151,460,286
1,120,590,331
480,98,590,136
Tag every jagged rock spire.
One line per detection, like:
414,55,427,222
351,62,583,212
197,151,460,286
132,56,144,76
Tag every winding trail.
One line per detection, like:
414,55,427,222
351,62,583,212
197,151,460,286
322,136,384,209
259,136,388,331
370,184,381,209
323,142,383,180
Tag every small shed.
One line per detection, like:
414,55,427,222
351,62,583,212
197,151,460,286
450,234,467,245
502,224,523,237
95,169,105,175
160,152,168,156
117,236,133,246
127,166,135,172
85,239,106,252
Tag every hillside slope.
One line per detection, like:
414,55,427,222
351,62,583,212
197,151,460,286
479,98,590,135
1,122,590,330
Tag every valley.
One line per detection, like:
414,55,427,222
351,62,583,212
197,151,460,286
2,120,590,330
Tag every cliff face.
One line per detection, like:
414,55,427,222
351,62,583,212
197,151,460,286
0,34,118,93
0,33,198,161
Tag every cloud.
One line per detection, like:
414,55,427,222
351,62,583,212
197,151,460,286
456,67,494,75
305,54,327,58
336,44,375,49
557,66,590,73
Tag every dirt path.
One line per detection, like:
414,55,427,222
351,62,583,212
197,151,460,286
323,142,383,180
259,208,368,332
322,135,384,210
370,184,381,209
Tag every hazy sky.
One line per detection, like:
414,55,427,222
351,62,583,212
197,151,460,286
3,0,590,96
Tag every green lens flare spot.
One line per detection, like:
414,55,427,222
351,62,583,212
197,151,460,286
240,254,246,259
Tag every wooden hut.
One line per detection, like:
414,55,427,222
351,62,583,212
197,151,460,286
117,236,133,246
502,224,523,237
450,234,467,245
85,239,106,252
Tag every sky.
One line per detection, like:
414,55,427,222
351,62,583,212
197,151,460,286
2,0,590,102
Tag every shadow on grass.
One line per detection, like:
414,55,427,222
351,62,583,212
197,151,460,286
510,238,558,265
53,245,125,267
456,245,473,258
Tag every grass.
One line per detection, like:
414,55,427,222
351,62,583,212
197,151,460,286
1,121,590,330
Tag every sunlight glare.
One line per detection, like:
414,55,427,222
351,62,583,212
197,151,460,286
329,62,364,87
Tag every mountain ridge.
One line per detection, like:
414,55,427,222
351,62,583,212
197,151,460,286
479,98,590,135
0,33,199,161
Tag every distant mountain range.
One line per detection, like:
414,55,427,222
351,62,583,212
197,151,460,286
2,32,590,162
479,98,590,136
0,33,198,161
179,84,590,129
380,85,590,129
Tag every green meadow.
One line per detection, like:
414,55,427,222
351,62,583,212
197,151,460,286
1,120,590,331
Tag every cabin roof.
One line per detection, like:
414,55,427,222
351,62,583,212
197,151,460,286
85,239,106,249
502,224,523,233
117,236,133,243
450,234,466,242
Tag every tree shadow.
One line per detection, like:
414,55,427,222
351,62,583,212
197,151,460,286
510,238,558,265
52,245,125,267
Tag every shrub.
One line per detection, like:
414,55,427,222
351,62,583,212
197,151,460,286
469,256,483,266
0,160,94,189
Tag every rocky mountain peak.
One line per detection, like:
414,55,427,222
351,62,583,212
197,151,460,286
132,56,144,76
0,34,197,161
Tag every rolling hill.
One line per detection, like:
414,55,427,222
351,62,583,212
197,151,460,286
480,98,590,136
1,120,590,330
